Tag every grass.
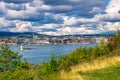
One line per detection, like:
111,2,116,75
82,64,120,80
58,56,120,80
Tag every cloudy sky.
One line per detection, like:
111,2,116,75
0,0,120,35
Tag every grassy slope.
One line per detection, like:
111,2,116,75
58,55,120,80
83,63,120,80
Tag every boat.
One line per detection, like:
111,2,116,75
82,42,90,44
19,45,33,52
20,45,23,52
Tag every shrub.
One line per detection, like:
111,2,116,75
0,45,22,72
108,30,120,51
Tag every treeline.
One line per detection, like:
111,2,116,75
0,31,120,80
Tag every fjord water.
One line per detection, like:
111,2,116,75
10,43,97,64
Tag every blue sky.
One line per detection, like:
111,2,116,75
0,0,120,35
105,0,110,5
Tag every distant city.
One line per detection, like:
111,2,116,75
0,32,110,45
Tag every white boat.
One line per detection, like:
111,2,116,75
82,42,90,44
20,45,23,51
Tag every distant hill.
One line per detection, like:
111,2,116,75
64,31,116,37
0,32,48,38
0,31,116,38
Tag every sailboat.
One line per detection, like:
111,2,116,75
20,45,23,52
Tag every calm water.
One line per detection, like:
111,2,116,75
10,43,97,64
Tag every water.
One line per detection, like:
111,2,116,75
10,43,97,64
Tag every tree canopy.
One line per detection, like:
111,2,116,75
0,45,22,71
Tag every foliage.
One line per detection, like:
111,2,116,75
107,30,120,51
0,45,22,72
42,54,59,74
0,69,33,80
0,45,34,80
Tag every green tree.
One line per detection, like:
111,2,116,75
0,45,22,72
108,30,120,51
43,54,59,74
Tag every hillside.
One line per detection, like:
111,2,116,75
0,31,116,38
0,31,120,80
59,54,120,80
0,32,47,38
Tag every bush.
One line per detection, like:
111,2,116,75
0,69,33,80
0,45,22,72
108,30,120,51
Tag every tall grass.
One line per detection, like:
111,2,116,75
83,64,120,80
59,56,120,80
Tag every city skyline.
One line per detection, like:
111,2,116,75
0,0,120,35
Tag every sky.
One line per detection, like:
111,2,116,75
0,0,120,35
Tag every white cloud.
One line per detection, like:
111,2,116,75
0,18,15,29
89,7,102,14
94,0,120,22
10,20,32,32
105,0,120,14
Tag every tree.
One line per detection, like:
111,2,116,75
116,29,120,36
43,54,59,74
0,45,22,72
108,30,120,51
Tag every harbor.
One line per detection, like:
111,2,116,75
10,42,97,64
